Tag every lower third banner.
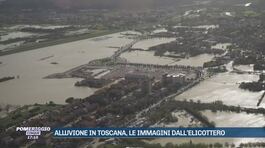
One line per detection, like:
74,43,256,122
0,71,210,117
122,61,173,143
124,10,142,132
53,128,265,138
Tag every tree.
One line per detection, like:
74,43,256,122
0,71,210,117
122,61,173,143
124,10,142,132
48,101,55,106
214,143,223,148
65,97,74,104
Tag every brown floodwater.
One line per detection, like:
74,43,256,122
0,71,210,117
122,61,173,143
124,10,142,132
0,32,133,105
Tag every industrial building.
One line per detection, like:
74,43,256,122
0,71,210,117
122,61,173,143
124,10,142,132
162,73,196,86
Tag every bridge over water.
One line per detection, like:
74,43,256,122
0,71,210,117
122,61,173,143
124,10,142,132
110,35,174,60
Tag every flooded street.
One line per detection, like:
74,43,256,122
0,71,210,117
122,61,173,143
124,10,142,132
0,32,133,105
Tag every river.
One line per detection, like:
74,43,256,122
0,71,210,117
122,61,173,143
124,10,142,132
0,31,134,105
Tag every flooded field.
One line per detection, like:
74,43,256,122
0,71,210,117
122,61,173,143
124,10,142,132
211,43,232,50
152,110,203,128
6,25,69,29
0,25,94,52
173,25,219,30
0,42,24,51
0,32,133,105
175,72,264,108
0,31,36,41
121,50,176,65
201,110,265,127
152,28,168,34
120,36,216,66
234,64,254,72
132,37,176,50
172,54,214,67
151,62,265,146
0,30,39,51
121,51,214,67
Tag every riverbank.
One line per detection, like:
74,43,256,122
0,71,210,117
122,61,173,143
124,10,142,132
0,76,15,83
0,29,121,56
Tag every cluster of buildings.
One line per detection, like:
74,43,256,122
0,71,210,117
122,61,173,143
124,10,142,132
125,72,153,95
125,71,198,95
162,73,196,86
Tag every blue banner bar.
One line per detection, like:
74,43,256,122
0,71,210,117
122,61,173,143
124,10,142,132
53,128,265,138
